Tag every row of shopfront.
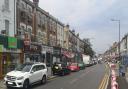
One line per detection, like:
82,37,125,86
0,35,83,79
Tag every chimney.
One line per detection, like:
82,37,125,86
66,24,70,28
33,0,39,7
77,33,79,37
72,29,75,34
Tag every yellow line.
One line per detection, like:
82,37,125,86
98,74,107,89
101,74,109,89
98,64,110,89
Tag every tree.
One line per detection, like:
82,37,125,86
83,38,95,57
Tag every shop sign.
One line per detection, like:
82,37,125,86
24,45,30,52
23,39,30,52
53,47,61,55
24,39,30,46
0,45,3,52
0,35,8,48
4,49,21,53
30,44,41,53
8,37,17,48
42,46,53,53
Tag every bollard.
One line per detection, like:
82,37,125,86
111,70,116,76
111,75,116,81
111,81,118,89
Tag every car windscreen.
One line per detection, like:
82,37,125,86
15,64,32,72
70,63,77,66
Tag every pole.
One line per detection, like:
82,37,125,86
119,20,121,61
111,19,121,61
14,0,16,36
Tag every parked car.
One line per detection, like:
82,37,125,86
52,62,71,76
68,63,80,72
78,62,86,70
4,62,47,89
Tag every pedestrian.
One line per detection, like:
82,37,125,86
119,61,125,77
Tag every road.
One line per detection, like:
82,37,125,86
31,64,107,89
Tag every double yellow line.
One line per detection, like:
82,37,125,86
98,64,110,89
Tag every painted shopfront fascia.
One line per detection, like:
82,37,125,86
8,37,17,49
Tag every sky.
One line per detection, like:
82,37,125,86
32,0,128,54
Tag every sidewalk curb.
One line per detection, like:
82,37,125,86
48,76,57,80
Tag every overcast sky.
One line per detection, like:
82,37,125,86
32,0,128,54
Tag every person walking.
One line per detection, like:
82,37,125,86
119,61,125,77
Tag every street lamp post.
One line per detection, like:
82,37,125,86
111,19,121,61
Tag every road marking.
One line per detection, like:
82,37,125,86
98,64,110,89
104,74,110,89
98,74,107,89
101,74,108,89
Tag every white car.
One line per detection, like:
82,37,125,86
4,62,48,89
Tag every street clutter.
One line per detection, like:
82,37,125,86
110,63,118,89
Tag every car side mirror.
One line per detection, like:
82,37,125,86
30,70,34,74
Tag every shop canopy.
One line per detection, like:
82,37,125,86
62,51,75,59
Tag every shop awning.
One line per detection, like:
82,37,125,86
63,51,75,59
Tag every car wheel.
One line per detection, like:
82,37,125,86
23,80,29,89
61,71,65,76
6,86,12,89
41,76,47,84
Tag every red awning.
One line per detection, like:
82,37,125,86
63,51,75,59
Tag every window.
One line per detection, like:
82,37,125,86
21,26,25,30
32,66,37,72
5,20,9,35
4,0,9,10
39,65,45,70
21,3,25,9
28,7,32,13
28,28,32,33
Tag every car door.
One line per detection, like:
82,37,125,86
29,65,40,83
37,65,44,80
43,64,47,76
39,65,47,78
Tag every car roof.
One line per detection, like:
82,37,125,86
24,62,46,66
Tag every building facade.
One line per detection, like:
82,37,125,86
0,0,24,79
63,25,69,50
0,0,90,79
57,22,64,48
0,0,16,36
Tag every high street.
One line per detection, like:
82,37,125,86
32,64,109,89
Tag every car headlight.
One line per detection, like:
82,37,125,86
17,76,24,80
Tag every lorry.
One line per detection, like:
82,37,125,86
82,54,92,67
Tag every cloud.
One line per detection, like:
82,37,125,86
31,0,128,53
37,0,116,24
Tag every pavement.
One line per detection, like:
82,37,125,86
116,63,128,89
107,63,128,89
0,80,5,89
117,76,128,89
107,76,128,89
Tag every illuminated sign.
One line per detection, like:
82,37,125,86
8,37,17,48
